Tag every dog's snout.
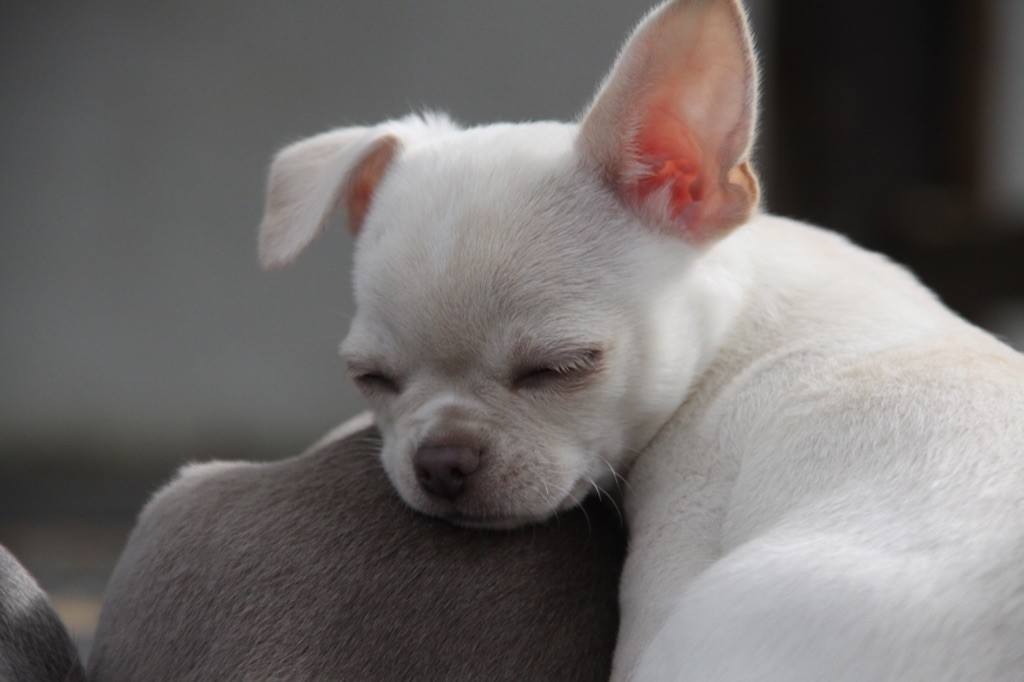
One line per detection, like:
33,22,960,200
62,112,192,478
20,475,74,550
413,445,482,500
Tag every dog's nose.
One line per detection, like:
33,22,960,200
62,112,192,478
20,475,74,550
413,444,482,500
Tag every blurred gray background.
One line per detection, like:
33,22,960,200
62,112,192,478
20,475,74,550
1,0,1022,655
1,0,658,464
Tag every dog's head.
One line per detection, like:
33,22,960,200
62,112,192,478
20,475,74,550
258,0,759,527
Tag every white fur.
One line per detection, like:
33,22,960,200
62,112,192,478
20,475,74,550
258,1,1024,679
617,217,1024,680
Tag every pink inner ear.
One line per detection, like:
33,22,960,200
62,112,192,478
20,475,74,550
578,0,759,243
631,102,707,223
344,135,399,236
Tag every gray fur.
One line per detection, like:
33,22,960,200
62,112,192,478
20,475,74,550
89,426,624,680
0,544,85,682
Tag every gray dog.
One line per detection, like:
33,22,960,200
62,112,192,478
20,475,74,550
89,424,625,680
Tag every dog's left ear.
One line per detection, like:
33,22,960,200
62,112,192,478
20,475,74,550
258,114,457,269
577,0,760,244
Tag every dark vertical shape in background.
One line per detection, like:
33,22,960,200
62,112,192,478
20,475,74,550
767,0,1021,322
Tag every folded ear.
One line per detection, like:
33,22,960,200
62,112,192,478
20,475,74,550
577,0,760,243
258,114,456,269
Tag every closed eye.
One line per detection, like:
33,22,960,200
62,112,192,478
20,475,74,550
512,348,604,391
347,366,400,395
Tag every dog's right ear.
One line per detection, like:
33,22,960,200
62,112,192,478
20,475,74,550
258,114,456,270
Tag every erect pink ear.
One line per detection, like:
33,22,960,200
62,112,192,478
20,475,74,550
577,0,760,243
257,113,458,270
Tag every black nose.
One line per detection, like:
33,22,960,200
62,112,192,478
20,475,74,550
413,445,482,500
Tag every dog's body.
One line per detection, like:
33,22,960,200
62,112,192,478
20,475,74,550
258,0,1024,679
615,215,1024,679
90,422,624,680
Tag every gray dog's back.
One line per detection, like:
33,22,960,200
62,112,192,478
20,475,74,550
89,426,625,680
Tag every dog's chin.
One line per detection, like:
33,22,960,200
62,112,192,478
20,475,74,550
447,511,551,530
410,477,594,531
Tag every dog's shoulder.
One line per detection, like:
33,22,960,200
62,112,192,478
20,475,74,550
133,416,386,540
88,425,390,679
139,432,378,536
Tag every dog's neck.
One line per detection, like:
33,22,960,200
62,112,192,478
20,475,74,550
652,213,966,447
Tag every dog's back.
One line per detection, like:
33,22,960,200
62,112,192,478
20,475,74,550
89,425,625,680
621,216,1024,680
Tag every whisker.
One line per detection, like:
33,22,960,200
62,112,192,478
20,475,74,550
578,498,593,540
596,453,632,493
600,483,625,526
585,474,625,529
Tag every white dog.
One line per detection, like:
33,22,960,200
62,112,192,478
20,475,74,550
257,1,1024,679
